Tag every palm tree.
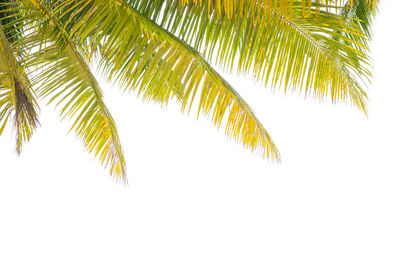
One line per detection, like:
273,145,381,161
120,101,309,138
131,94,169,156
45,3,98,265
0,0,376,181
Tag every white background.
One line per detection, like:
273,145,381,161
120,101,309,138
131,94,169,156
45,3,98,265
1,1,399,266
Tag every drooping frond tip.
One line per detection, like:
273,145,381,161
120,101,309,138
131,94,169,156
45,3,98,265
0,23,39,154
13,79,40,154
16,0,127,180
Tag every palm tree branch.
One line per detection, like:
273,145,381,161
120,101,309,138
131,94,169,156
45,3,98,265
19,0,127,179
127,0,370,113
0,22,39,153
58,0,280,160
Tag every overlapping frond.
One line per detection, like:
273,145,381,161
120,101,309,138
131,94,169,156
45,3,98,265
176,0,377,18
0,0,379,179
52,0,280,161
327,0,376,79
9,0,127,179
127,0,372,114
0,23,39,153
340,0,375,40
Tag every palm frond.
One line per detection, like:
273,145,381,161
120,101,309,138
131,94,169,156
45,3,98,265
12,0,127,179
54,0,280,161
0,23,39,153
0,0,379,179
126,0,372,114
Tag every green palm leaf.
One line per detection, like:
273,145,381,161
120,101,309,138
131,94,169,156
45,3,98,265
0,23,39,154
54,0,281,161
0,0,378,180
13,0,127,179
127,0,372,113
